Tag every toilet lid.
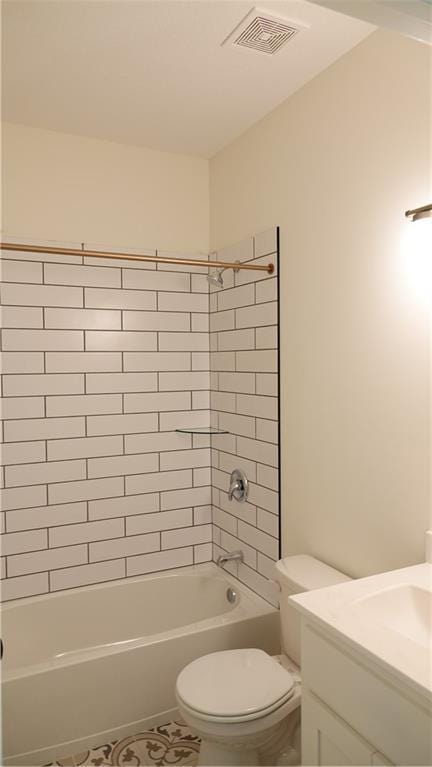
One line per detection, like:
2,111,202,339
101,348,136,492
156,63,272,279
176,649,295,719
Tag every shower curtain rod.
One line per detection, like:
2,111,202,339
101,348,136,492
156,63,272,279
0,242,274,273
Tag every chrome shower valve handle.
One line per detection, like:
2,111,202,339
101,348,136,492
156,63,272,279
228,469,249,502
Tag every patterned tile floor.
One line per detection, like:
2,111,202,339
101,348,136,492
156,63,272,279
46,720,200,767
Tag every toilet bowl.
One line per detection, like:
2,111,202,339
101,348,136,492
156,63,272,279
176,555,350,766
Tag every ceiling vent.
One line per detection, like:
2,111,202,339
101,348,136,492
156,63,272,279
222,8,300,55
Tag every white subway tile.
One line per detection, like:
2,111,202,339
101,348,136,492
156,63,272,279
122,269,190,292
192,352,210,371
3,374,84,397
85,331,157,351
5,416,85,442
236,394,278,421
236,350,277,373
220,530,257,569
248,483,279,514
160,485,211,510
237,562,278,606
48,476,124,504
127,547,193,576
158,293,208,313
218,451,256,483
237,436,278,468
85,287,156,311
125,431,191,454
87,373,156,395
1,572,48,601
191,274,210,293
3,329,83,351
192,313,209,332
256,326,277,349
254,228,277,258
194,542,212,563
88,452,158,479
256,373,278,396
256,418,278,444
192,390,210,409
90,532,160,562
127,508,192,535
1,259,43,283
193,505,212,525
257,508,279,537
159,410,210,431
160,448,209,471
238,521,278,559
235,256,277,287
123,311,190,332
1,485,47,511
159,333,209,352
210,310,235,332
218,412,255,438
210,391,236,413
218,284,254,312
1,529,47,555
6,459,85,488
6,502,87,531
87,412,158,437
1,307,43,328
0,283,83,308
47,435,123,461
46,352,122,373
218,494,257,526
257,464,278,491
209,351,235,371
49,517,124,547
194,467,211,486
218,372,255,394
257,552,278,581
236,302,277,329
89,493,159,520
159,372,209,391
1,441,46,466
212,506,237,535
8,544,88,577
50,560,125,592
218,329,255,352
46,394,122,417
218,238,254,264
162,524,211,549
1,352,44,374
45,308,121,330
124,391,190,414
45,263,121,288
126,469,191,495
256,278,277,304
124,352,190,372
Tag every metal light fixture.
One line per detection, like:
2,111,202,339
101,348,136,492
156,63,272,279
405,203,432,222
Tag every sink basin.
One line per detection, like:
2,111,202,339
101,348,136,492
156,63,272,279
355,584,432,648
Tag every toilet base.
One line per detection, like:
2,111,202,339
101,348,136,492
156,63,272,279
198,740,259,766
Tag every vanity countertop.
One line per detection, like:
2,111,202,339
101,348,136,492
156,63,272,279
290,562,432,703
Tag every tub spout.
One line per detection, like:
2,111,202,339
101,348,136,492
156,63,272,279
216,550,244,568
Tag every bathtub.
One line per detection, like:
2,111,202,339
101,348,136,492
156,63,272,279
1,562,279,766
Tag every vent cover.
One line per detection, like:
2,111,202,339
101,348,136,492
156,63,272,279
223,9,299,55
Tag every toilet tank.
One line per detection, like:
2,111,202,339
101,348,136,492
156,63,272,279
274,555,351,665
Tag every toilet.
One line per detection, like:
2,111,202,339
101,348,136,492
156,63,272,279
175,555,351,766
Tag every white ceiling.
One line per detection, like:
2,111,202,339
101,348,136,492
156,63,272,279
2,0,374,157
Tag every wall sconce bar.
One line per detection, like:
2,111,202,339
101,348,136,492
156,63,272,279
405,203,432,222
0,242,274,274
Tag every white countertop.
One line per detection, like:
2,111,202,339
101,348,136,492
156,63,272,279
290,562,432,703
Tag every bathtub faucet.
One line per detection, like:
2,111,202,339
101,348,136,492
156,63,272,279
216,550,244,568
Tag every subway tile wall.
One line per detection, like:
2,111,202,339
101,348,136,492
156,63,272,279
210,227,280,606
0,229,279,604
0,241,212,601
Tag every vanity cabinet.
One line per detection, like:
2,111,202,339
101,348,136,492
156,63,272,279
300,622,431,766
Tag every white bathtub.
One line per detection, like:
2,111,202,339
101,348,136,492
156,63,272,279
1,563,279,766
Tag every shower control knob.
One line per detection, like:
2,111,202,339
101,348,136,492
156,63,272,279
228,469,249,503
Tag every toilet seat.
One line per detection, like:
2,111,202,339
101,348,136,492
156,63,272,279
176,648,296,724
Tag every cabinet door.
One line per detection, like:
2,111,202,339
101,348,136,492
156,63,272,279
302,692,378,766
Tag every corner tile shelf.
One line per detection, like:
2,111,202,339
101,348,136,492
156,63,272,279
175,427,229,435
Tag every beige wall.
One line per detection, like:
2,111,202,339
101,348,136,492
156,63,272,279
210,30,431,577
2,122,209,252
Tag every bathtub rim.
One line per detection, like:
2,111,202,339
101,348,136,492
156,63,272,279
1,561,277,681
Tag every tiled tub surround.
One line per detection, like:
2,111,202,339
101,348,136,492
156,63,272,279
209,227,280,605
2,563,279,765
0,241,213,600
